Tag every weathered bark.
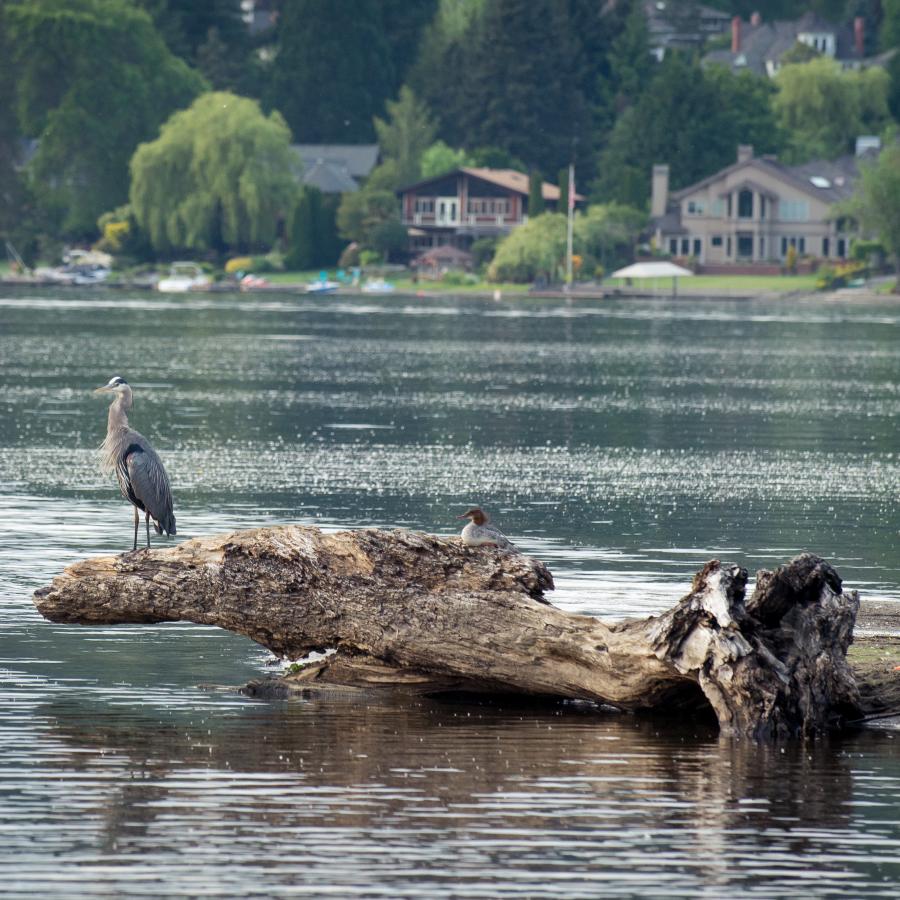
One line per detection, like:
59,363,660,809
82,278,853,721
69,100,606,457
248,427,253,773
32,526,863,739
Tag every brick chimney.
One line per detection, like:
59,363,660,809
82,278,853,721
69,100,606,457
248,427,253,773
731,16,741,53
737,145,754,163
651,165,669,218
854,17,864,56
750,11,761,26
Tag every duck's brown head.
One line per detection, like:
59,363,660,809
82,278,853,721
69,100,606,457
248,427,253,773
458,507,487,526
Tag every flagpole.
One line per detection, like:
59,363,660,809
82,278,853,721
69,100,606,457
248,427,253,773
565,161,574,288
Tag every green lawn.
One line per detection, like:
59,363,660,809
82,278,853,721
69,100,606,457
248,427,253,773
605,273,821,294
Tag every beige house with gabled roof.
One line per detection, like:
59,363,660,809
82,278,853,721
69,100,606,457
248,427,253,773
650,144,869,266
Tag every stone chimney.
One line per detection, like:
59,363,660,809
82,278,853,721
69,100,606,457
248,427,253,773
737,145,754,163
854,17,864,56
731,16,741,53
750,11,761,26
651,164,669,218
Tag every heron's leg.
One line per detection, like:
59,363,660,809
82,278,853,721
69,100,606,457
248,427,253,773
132,506,139,551
145,512,151,549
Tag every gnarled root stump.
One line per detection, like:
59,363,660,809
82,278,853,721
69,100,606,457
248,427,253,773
32,526,861,740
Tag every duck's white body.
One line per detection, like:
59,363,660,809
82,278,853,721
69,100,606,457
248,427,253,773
458,508,513,549
460,520,511,548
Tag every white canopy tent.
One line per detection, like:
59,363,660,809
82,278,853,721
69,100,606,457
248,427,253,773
610,261,694,296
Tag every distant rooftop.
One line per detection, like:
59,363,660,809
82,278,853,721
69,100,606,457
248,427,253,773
292,144,380,194
400,167,584,202
703,11,887,77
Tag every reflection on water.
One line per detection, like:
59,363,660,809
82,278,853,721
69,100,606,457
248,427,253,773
2,288,900,896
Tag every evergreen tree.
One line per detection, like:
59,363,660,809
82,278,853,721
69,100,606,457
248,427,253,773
593,55,782,208
882,0,900,50
0,0,24,247
373,87,438,187
558,168,570,216
528,171,545,217
602,0,653,120
380,0,441,93
269,0,395,142
286,187,316,271
408,0,486,140
454,0,589,175
135,0,249,63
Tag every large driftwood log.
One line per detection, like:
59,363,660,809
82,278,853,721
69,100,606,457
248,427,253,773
32,526,862,740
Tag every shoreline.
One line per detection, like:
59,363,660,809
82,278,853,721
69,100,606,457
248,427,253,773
1,276,894,304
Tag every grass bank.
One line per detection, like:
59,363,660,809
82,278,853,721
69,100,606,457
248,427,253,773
606,273,821,295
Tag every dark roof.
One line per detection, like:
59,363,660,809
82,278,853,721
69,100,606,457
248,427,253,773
703,12,869,75
291,144,379,194
649,209,687,234
301,160,359,194
398,167,584,201
293,144,379,179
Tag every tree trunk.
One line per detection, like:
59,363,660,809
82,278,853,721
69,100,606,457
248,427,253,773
32,526,863,740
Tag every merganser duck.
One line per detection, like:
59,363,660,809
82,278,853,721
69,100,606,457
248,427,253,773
458,507,513,549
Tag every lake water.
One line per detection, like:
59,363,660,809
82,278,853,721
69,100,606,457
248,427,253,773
1,287,899,896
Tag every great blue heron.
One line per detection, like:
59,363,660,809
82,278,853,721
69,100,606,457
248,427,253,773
457,507,513,549
95,376,176,550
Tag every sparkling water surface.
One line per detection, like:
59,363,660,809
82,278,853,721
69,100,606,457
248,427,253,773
1,287,899,896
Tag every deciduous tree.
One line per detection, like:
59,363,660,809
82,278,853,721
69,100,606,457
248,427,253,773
845,143,900,286
129,92,299,255
7,0,205,239
420,141,474,179
773,57,890,162
488,213,567,283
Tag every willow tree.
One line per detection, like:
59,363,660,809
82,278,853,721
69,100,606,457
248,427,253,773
773,57,890,162
130,92,300,255
487,213,567,283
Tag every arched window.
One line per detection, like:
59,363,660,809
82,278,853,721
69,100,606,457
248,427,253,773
738,189,753,218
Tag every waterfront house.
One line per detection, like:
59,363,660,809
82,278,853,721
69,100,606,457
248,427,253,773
398,167,583,253
649,143,875,268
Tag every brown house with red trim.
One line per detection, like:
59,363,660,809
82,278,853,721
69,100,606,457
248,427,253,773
399,167,583,253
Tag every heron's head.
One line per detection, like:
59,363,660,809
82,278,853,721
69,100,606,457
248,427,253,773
458,507,487,525
94,375,130,396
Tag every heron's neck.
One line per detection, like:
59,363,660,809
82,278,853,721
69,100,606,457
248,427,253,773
107,393,131,434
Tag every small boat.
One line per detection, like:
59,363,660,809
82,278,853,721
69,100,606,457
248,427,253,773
305,279,340,294
157,262,211,293
239,273,269,290
361,277,395,294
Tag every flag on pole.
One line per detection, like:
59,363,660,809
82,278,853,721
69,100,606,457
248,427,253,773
568,165,575,212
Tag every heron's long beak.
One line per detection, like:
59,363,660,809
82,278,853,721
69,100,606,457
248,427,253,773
456,513,470,519
94,385,113,394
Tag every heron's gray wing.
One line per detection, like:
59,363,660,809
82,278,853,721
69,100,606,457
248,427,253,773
123,443,176,535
